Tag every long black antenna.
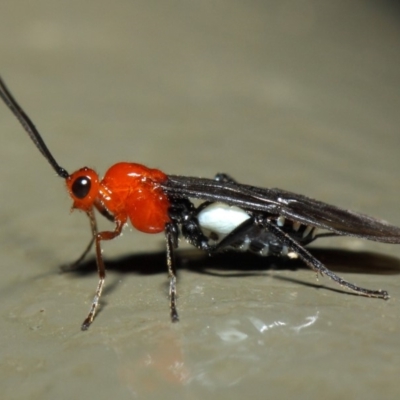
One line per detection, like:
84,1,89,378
0,76,69,178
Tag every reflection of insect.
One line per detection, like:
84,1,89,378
1,76,400,331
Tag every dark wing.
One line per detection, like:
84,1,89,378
162,175,400,244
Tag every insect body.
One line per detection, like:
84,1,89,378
1,76,400,330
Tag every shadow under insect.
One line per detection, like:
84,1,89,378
57,246,400,324
60,246,400,281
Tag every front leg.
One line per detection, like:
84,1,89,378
63,201,117,272
81,210,125,331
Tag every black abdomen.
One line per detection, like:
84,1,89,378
226,216,318,257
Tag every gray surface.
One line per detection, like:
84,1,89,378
1,1,400,399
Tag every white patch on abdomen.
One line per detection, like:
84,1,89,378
197,202,251,240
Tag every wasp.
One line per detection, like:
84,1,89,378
1,76,399,330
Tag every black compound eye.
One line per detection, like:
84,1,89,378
71,176,91,199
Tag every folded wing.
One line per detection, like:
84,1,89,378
162,176,400,244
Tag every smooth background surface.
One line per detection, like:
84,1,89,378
1,1,400,399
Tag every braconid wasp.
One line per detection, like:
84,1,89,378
1,76,400,330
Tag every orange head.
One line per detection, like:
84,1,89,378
66,167,101,212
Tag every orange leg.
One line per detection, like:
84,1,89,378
81,209,125,330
